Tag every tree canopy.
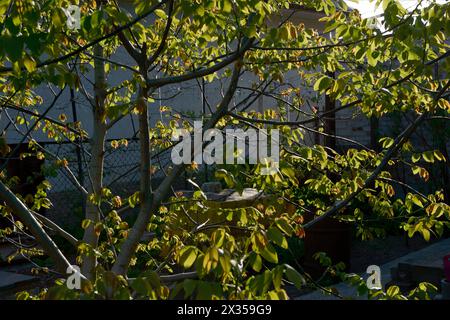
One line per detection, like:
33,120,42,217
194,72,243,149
0,0,449,300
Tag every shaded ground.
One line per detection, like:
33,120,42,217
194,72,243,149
0,262,57,300
297,237,450,300
350,234,441,273
0,234,444,300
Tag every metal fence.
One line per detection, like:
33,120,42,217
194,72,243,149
41,138,144,226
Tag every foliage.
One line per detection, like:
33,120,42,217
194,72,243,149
0,0,449,300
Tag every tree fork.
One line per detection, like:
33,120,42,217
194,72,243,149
112,64,243,276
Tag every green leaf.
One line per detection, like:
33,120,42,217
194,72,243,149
387,285,400,297
367,41,379,67
249,252,262,272
267,227,288,249
128,192,140,208
323,21,340,33
422,151,434,163
379,137,394,149
411,153,421,163
239,208,248,225
179,246,198,269
215,169,235,188
81,219,92,229
25,33,42,55
154,9,167,19
183,279,197,298
90,10,104,30
223,0,232,13
260,243,278,264
411,195,423,208
193,190,207,200
275,218,294,236
196,281,221,300
281,166,298,185
219,256,231,274
196,5,205,16
279,25,290,40
16,291,30,300
4,35,23,61
266,289,289,300
313,76,333,93
285,264,306,289
23,56,36,72
211,229,225,247
272,265,284,289
433,150,445,162
131,277,151,296
421,228,430,242
245,25,257,38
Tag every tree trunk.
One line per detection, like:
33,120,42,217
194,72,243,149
112,64,242,276
81,43,107,280
324,71,336,149
112,86,151,276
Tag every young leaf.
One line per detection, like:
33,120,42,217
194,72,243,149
267,226,288,249
260,243,278,264
179,246,198,269
285,264,306,289
313,76,333,93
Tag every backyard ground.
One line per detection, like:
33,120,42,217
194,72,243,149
0,233,444,300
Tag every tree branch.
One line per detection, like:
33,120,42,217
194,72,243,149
111,63,243,276
147,0,175,67
146,38,253,89
0,181,72,273
32,211,79,247
303,80,450,230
